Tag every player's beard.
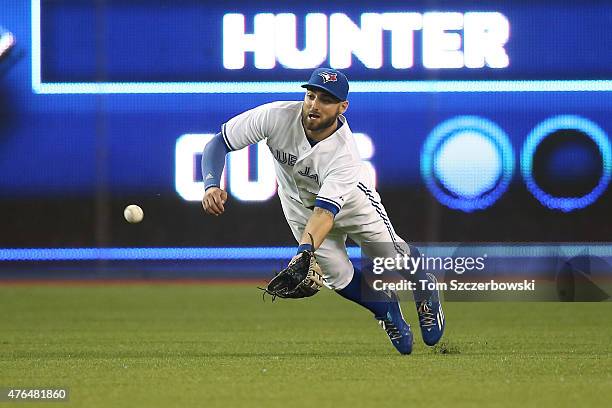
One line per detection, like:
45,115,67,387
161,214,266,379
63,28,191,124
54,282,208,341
301,110,338,132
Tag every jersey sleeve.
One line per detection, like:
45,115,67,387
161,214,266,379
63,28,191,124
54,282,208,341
221,103,273,151
315,153,360,216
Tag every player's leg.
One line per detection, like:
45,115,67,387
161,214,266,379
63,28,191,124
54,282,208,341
315,233,413,355
334,264,414,354
280,197,412,354
341,182,445,346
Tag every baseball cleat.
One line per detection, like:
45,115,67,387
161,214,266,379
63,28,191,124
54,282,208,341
376,292,413,355
416,273,445,346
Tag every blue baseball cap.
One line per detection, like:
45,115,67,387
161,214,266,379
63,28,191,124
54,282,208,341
301,68,349,101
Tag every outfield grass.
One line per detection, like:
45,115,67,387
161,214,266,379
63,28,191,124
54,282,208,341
0,284,610,407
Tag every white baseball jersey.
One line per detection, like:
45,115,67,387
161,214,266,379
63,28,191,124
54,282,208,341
222,101,371,213
222,101,410,289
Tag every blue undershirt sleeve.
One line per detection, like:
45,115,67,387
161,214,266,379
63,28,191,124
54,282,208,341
314,198,340,217
201,133,231,191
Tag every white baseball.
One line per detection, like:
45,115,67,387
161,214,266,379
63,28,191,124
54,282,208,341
124,204,144,223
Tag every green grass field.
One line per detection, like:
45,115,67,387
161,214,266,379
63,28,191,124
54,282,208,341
0,284,610,407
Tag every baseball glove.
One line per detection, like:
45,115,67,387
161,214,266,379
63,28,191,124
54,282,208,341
260,250,324,300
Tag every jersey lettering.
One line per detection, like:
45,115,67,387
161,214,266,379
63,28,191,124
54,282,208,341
298,166,321,185
274,149,298,166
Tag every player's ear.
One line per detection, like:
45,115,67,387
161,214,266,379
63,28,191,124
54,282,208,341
339,100,349,114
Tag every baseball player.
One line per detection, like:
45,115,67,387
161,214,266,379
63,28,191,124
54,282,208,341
201,68,444,354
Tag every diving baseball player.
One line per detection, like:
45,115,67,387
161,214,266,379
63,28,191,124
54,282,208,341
201,68,445,354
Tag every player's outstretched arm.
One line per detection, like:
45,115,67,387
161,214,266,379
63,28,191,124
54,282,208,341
299,207,335,251
201,132,230,216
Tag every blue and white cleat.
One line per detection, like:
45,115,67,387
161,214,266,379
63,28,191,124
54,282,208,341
376,292,413,355
416,273,445,346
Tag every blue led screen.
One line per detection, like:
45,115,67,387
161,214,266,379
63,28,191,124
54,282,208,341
0,0,610,246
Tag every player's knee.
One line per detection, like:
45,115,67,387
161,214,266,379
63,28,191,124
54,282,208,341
316,260,353,290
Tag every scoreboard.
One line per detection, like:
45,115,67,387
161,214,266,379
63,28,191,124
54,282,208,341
0,0,610,246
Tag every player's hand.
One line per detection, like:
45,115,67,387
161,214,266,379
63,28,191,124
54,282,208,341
202,187,228,216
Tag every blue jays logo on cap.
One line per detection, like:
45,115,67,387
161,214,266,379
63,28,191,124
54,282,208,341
318,72,338,83
302,67,349,101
